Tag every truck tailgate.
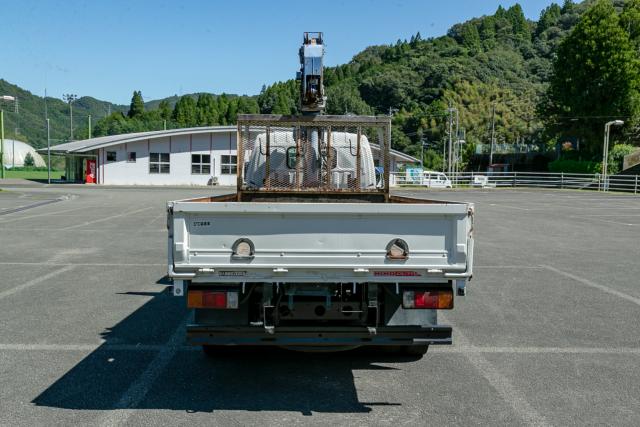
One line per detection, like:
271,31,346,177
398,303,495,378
169,199,473,282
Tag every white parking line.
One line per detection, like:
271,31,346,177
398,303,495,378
0,266,75,300
0,262,165,267
439,312,550,427
0,343,188,352
543,265,640,307
62,206,154,230
0,204,91,223
571,215,638,227
99,316,189,426
0,227,166,233
474,266,544,269
0,342,638,355
487,203,530,211
436,346,640,354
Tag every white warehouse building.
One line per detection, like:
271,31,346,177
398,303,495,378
42,126,418,186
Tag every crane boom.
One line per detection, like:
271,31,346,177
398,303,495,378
297,32,326,114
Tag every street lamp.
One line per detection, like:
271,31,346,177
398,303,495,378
63,93,78,141
602,120,624,191
0,95,18,179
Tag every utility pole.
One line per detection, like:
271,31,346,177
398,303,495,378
88,115,92,139
0,95,18,179
447,104,457,175
45,88,51,184
489,103,496,167
47,118,51,184
442,138,446,172
454,108,459,177
63,93,78,141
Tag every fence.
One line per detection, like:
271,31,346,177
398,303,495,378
390,171,640,194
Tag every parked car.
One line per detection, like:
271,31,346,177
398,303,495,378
420,171,453,188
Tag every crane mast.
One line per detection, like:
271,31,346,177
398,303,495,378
297,32,326,115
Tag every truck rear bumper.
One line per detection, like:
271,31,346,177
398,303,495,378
186,325,452,347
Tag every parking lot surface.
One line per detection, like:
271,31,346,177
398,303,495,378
0,184,639,426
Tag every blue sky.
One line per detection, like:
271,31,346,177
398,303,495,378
1,0,557,104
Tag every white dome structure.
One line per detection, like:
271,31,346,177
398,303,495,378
1,139,46,168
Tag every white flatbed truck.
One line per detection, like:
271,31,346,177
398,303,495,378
167,115,474,356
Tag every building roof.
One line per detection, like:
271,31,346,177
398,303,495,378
38,125,419,163
39,126,237,155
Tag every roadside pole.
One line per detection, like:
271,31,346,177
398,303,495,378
489,103,496,167
47,118,51,184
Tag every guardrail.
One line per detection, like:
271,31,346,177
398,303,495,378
390,171,640,194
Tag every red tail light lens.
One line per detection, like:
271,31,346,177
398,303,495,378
203,292,226,308
188,290,239,309
403,289,453,309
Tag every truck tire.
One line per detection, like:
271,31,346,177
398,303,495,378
401,345,429,356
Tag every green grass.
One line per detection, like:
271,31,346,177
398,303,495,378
4,169,63,180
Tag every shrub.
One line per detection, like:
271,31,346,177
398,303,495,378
24,153,35,167
607,144,637,174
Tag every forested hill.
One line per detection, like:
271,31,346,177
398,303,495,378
1,1,590,160
0,79,240,149
258,1,588,161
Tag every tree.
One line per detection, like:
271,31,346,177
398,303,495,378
196,93,218,125
506,4,531,42
128,91,144,118
621,0,640,48
325,82,373,115
24,152,35,167
542,0,640,156
536,3,562,35
173,96,198,127
158,100,172,121
460,23,482,53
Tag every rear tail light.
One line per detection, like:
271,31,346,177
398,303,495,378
187,290,239,309
403,289,453,309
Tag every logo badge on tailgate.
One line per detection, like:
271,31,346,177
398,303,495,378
373,271,422,277
218,271,247,277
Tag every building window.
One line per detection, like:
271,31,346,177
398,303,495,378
221,155,237,174
106,151,117,162
128,152,137,163
191,154,211,174
149,152,170,174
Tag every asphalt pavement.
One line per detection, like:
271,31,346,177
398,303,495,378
0,184,639,426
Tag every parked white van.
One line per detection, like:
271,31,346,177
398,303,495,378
405,169,452,188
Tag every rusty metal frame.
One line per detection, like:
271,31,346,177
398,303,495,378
236,114,391,200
